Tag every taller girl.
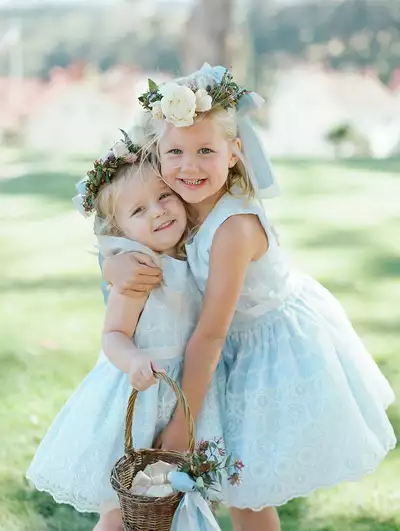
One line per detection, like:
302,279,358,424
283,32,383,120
108,64,396,531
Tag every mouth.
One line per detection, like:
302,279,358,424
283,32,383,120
179,178,207,188
154,219,176,232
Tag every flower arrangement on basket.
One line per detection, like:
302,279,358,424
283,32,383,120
180,437,244,505
110,372,243,531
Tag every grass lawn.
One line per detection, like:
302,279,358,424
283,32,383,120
1,156,399,531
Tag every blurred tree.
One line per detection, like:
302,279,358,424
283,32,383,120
0,0,398,83
182,0,233,73
325,123,370,158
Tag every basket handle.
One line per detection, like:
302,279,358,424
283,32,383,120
125,371,195,454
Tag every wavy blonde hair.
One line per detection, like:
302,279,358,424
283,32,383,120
94,160,189,258
140,103,255,200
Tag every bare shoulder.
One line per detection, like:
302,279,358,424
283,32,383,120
214,213,268,259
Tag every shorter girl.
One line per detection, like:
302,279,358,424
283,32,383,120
26,135,223,531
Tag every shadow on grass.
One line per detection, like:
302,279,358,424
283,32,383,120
5,480,97,531
0,171,77,204
365,253,400,279
300,228,372,249
305,515,400,531
337,157,400,175
278,496,400,530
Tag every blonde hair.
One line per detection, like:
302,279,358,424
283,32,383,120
94,160,189,258
142,105,255,200
94,162,138,236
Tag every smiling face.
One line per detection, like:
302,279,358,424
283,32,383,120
158,114,241,207
113,165,187,255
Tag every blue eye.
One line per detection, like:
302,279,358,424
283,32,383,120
199,148,213,154
167,149,182,155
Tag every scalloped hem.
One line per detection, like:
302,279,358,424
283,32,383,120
26,438,397,514
224,439,398,512
25,474,102,514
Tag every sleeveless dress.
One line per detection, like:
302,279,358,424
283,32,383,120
26,237,223,513
185,192,396,510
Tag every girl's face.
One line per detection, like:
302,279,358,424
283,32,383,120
115,167,187,255
159,115,241,206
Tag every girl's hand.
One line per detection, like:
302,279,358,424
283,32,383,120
154,417,190,453
103,252,162,297
129,356,160,391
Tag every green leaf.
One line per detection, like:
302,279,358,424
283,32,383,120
119,129,129,142
148,78,158,93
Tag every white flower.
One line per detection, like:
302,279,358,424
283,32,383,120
195,88,212,112
112,140,130,158
150,100,164,120
160,82,196,127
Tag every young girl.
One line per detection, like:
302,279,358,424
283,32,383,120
26,136,224,531
104,65,397,531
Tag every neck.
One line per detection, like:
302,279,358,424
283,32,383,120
164,247,179,258
191,187,227,224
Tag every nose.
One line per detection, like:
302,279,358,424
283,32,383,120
180,154,198,173
150,201,167,219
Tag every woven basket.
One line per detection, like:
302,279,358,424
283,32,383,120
111,372,195,531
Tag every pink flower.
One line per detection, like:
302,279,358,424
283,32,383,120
124,153,138,164
197,440,209,453
228,472,241,486
218,447,226,457
234,460,244,471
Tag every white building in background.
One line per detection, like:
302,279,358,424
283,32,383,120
264,66,400,158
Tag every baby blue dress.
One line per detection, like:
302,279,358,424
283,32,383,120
186,192,396,510
26,237,223,513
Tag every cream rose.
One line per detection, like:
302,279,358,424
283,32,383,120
195,88,212,112
160,82,196,127
112,140,130,158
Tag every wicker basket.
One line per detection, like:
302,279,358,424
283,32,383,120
111,372,195,531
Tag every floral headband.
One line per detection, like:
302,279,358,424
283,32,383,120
138,66,248,128
78,129,143,216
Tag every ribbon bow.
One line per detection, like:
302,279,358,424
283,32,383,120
169,471,222,531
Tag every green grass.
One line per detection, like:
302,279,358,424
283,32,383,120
1,157,399,531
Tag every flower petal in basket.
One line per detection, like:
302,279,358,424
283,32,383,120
131,470,152,488
144,461,178,485
146,484,175,497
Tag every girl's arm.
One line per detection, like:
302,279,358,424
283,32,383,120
102,289,158,390
159,214,268,449
102,252,163,297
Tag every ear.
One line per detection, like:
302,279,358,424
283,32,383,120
228,137,242,168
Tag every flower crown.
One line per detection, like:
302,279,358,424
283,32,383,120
81,129,144,215
138,68,248,128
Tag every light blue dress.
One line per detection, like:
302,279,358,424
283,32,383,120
186,192,396,510
26,237,223,513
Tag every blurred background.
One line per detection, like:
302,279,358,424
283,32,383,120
0,1,399,530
